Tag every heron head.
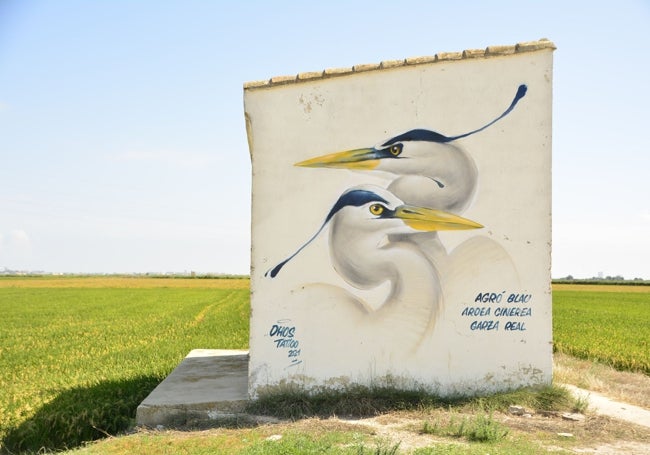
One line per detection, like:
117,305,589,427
294,136,472,194
331,185,483,235
294,84,527,176
294,143,403,171
265,185,482,278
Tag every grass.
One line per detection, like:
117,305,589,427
62,427,405,455
65,427,381,455
247,381,577,420
0,275,249,289
247,383,448,419
0,277,249,453
421,412,509,442
66,433,563,455
1,278,649,454
552,284,650,374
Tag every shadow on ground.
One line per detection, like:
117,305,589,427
2,375,161,454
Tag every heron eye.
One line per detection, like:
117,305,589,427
390,145,401,156
369,204,384,216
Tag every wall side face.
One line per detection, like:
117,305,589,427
245,50,553,397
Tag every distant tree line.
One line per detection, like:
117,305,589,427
553,275,649,286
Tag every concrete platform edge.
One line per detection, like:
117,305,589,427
136,349,250,428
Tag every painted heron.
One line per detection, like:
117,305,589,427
266,185,482,349
293,85,526,285
294,84,527,213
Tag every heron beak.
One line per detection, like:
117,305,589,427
395,205,483,231
295,148,380,170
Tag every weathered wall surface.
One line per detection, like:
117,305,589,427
245,40,555,397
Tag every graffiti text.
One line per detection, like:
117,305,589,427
464,292,534,332
269,320,302,368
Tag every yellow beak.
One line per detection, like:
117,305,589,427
295,148,379,170
395,205,483,231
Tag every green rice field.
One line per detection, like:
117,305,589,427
552,283,650,375
0,277,249,453
0,277,648,453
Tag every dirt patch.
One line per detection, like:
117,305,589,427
254,406,650,453
330,410,650,454
142,399,650,454
272,370,650,453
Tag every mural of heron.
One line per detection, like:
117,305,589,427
293,85,527,294
295,85,527,213
266,85,527,352
267,184,482,350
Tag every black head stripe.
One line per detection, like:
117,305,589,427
382,129,452,146
325,189,389,223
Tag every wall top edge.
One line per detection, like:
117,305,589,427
243,39,555,90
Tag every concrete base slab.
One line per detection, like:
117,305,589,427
136,349,249,428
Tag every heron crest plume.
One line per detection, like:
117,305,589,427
381,84,528,146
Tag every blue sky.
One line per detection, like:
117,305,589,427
1,0,648,278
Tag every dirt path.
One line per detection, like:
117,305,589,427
564,384,650,428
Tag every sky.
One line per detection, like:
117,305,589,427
0,1,649,278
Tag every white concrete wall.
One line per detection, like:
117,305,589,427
245,42,554,397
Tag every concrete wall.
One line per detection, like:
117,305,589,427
245,40,555,397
